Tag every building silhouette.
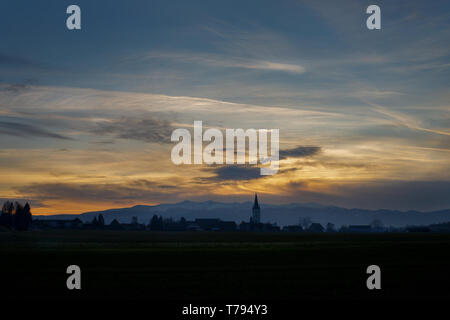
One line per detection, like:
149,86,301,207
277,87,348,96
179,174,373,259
251,193,261,224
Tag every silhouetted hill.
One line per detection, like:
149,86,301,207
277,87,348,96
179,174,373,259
35,201,450,227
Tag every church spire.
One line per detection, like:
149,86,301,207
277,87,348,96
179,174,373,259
253,193,260,209
251,193,261,224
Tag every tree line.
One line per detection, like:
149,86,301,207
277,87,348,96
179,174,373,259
0,201,33,231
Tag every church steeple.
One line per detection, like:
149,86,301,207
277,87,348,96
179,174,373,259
251,193,261,223
253,193,260,209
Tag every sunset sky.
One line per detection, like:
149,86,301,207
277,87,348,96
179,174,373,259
1,0,449,215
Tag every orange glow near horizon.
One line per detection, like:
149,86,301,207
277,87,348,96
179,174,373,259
0,86,448,213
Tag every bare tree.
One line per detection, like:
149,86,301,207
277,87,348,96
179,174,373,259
370,219,384,229
299,217,312,230
326,222,336,232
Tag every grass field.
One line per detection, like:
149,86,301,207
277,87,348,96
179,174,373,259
1,230,449,301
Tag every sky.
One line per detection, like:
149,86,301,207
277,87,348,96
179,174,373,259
0,0,449,214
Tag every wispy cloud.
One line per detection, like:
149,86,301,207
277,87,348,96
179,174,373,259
280,146,322,160
0,53,39,68
205,165,262,181
132,52,306,74
0,79,37,93
16,180,182,204
0,120,73,140
235,60,305,73
366,102,450,137
91,117,174,144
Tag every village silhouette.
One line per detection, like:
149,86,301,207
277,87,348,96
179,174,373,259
2,194,449,233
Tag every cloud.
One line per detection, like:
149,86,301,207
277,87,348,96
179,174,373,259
327,180,450,211
370,104,450,137
0,53,37,68
137,52,306,74
206,165,262,181
279,146,321,160
0,53,50,71
274,179,450,211
1,85,448,213
0,198,46,208
17,180,181,204
16,178,450,212
230,60,305,73
91,117,174,143
0,121,73,140
0,79,37,93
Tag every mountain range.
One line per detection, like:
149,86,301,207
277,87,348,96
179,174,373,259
35,200,450,227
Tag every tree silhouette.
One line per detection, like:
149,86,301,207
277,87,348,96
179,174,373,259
110,218,121,230
0,201,14,228
150,214,163,230
326,222,336,232
98,214,105,226
299,217,312,230
150,214,159,230
0,201,32,230
180,217,187,228
18,202,32,231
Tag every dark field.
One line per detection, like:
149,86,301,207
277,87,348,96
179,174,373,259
1,230,449,301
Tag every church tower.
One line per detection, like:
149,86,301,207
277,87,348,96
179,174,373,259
251,193,261,224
